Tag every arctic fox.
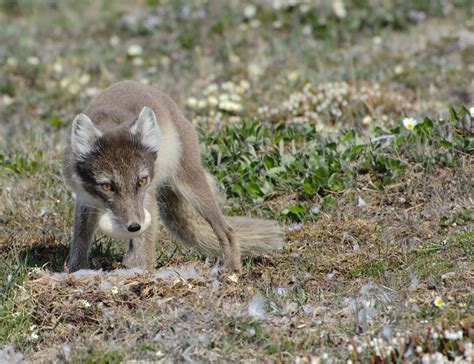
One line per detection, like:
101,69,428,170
63,81,284,273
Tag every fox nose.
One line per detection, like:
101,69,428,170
127,223,141,232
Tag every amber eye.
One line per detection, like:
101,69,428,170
101,183,113,192
137,177,148,188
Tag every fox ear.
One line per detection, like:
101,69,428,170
131,106,161,153
71,114,102,156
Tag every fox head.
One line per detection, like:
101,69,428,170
70,106,160,240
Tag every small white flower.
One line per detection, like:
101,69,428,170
302,25,312,36
239,80,250,91
433,296,444,307
79,73,91,85
31,267,42,274
287,71,299,81
402,117,418,130
230,93,242,102
443,330,462,340
197,99,207,109
332,0,347,18
244,4,257,18
272,0,283,10
362,115,373,125
111,286,119,295
127,44,143,57
208,96,218,107
219,100,242,113
372,36,382,45
109,35,120,47
219,93,230,102
272,20,283,29
27,56,40,66
53,62,64,74
78,299,91,308
187,97,198,108
394,65,404,75
300,4,311,13
60,78,70,88
222,81,235,92
421,354,430,364
235,85,247,94
469,107,474,118
228,274,238,283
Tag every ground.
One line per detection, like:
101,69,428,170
0,1,473,363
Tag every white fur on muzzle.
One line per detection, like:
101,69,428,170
98,209,151,240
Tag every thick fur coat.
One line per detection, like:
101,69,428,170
64,81,284,273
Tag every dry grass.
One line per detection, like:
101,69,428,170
6,165,473,361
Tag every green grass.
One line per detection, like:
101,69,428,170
0,255,33,348
71,348,124,364
200,109,472,222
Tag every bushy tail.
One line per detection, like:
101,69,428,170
158,195,284,257
226,216,285,256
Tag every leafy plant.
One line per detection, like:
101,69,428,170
200,107,472,222
0,150,44,176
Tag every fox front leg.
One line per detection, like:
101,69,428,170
67,202,99,272
122,195,158,273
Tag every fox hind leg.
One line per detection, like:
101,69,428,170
174,171,241,272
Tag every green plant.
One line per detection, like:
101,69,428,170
200,107,472,222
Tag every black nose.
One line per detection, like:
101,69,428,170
127,223,141,232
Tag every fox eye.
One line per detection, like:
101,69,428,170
101,183,113,192
137,177,148,188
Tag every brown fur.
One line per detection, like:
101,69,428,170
64,81,284,273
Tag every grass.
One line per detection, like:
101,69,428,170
0,0,473,362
